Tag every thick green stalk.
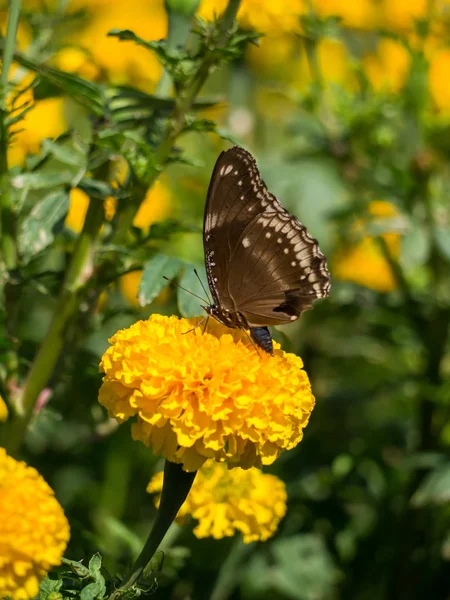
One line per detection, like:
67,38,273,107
108,461,196,600
0,0,22,270
3,196,105,455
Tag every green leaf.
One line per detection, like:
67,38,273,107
435,227,450,262
13,52,104,115
38,577,63,599
411,463,450,507
80,579,106,600
177,264,208,318
12,170,76,191
41,138,87,168
138,254,182,306
88,553,103,578
62,557,90,578
108,29,154,51
147,219,201,240
18,189,70,262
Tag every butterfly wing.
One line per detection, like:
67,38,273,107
203,146,330,326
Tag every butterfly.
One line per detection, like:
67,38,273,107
202,146,331,354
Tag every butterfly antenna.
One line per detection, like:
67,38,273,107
162,276,208,303
193,269,212,306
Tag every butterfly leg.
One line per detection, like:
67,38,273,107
250,327,273,355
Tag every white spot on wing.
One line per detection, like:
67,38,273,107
242,237,251,248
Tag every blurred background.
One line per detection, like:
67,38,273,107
1,0,450,598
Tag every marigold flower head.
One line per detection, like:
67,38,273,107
364,39,411,93
0,448,70,600
0,394,8,421
333,201,402,293
98,315,315,472
147,460,287,543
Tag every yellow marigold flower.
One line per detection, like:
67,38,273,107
333,201,401,293
198,0,304,33
98,315,315,472
0,448,70,600
8,97,67,167
311,0,380,30
119,270,144,307
66,188,90,233
0,394,8,421
364,39,411,93
74,0,166,90
246,34,299,80
429,48,450,114
147,459,287,543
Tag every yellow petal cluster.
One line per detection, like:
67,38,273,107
333,201,402,293
147,460,287,543
0,448,70,600
198,0,304,33
99,315,315,472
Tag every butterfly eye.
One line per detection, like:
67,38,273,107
203,146,330,354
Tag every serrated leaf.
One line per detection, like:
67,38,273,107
108,28,154,51
138,254,182,306
12,170,76,190
80,579,106,600
38,577,63,599
19,189,70,261
62,557,90,578
177,264,208,318
88,553,103,578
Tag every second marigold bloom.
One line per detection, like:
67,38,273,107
99,315,315,472
148,460,287,543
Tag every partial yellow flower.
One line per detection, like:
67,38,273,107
198,0,304,33
133,178,173,230
148,460,287,543
74,0,167,90
333,201,401,293
0,394,8,421
66,188,90,233
364,39,411,93
311,0,380,30
429,48,450,114
380,0,428,31
98,315,315,472
119,270,143,306
0,448,70,600
54,47,100,80
8,97,67,167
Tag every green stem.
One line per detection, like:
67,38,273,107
0,0,22,271
3,195,105,455
210,538,252,600
113,0,242,243
108,461,196,600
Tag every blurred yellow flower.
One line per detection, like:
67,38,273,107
429,48,450,114
0,448,70,600
333,201,401,293
98,315,315,472
133,178,173,230
54,47,100,80
8,97,66,167
74,0,167,89
364,39,411,93
66,188,90,233
119,270,143,306
198,0,304,33
311,0,379,30
0,394,8,421
148,460,287,543
380,0,428,31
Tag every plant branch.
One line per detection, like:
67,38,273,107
113,0,242,243
3,192,105,455
0,0,22,270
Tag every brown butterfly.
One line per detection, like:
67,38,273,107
202,146,330,353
